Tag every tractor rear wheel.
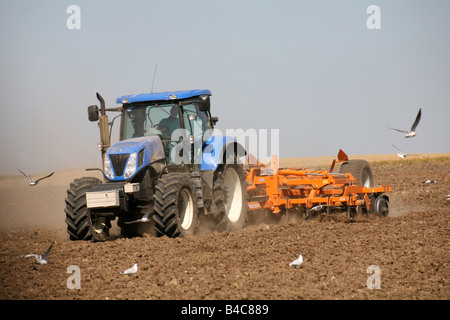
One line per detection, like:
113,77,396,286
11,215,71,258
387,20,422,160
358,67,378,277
221,164,248,231
153,173,198,237
339,159,374,188
64,176,101,241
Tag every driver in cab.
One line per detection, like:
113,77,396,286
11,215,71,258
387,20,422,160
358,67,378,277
158,105,180,139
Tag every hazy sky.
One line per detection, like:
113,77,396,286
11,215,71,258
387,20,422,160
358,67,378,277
1,0,449,175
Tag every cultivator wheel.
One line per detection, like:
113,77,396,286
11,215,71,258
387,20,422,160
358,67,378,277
375,196,389,218
339,159,374,187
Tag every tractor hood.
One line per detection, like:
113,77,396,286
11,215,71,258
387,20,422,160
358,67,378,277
105,136,165,181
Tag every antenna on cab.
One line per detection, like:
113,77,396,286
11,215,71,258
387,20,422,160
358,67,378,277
151,64,158,93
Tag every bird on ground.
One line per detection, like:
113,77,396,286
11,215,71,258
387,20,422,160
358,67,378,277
388,108,422,138
446,195,450,201
17,168,54,186
390,144,418,159
124,207,152,224
422,179,437,184
120,262,138,275
289,254,303,267
21,242,55,265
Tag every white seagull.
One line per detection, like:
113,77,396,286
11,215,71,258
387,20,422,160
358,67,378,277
310,205,327,212
422,179,437,184
21,242,55,265
289,254,303,267
446,195,450,201
120,262,138,275
389,108,422,138
391,144,418,159
17,168,54,186
124,207,152,224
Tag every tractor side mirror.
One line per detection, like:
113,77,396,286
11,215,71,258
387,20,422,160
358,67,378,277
88,105,99,122
198,95,210,111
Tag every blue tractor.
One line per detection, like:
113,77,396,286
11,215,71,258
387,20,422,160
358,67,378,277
65,90,248,241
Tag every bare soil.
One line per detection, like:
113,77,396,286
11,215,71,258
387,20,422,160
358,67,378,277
0,156,448,300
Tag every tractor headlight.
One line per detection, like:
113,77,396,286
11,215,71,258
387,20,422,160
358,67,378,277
124,152,137,179
104,155,114,179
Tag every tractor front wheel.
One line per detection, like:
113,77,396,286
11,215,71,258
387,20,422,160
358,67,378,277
64,176,101,241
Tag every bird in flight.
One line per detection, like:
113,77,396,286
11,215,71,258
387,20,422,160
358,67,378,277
21,242,55,265
391,144,418,159
17,168,54,186
389,108,422,138
124,207,152,224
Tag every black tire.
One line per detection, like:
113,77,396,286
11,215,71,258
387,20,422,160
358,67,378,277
153,173,198,237
339,159,374,188
198,170,228,232
221,164,248,231
212,171,227,217
64,177,101,241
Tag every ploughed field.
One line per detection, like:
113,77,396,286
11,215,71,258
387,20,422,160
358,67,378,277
0,155,448,300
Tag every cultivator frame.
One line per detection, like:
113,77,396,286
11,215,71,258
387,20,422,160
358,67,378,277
245,150,391,220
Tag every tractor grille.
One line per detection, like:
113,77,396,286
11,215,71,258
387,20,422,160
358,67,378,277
109,153,130,177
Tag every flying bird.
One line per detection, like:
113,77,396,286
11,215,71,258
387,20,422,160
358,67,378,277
390,144,418,159
289,254,303,267
124,207,152,224
388,108,422,138
120,262,138,275
17,168,54,186
21,242,55,265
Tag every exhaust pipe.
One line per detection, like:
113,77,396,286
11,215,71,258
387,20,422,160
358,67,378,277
95,93,110,180
96,92,106,115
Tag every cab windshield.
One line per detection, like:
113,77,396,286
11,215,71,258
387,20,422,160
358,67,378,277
122,102,211,141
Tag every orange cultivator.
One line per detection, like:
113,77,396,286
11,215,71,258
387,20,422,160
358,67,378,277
245,150,391,221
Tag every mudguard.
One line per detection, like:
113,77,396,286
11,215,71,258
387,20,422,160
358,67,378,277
201,134,247,171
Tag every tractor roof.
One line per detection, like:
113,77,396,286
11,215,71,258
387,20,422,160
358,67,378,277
116,89,211,104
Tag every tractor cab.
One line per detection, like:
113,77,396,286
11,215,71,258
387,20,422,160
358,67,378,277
119,91,215,163
87,89,218,181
